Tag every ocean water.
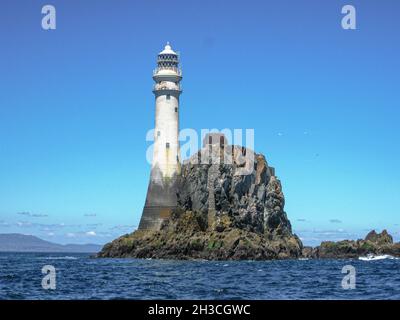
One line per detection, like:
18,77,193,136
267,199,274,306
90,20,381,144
0,252,399,300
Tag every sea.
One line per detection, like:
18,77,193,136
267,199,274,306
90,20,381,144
0,252,399,300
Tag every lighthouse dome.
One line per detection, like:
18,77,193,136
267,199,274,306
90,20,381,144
159,42,177,55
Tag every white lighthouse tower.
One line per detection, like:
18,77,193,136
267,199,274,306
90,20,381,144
151,43,182,180
138,43,182,230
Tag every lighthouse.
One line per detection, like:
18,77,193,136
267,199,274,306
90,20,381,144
138,43,182,230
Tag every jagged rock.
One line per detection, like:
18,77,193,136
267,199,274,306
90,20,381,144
98,144,303,260
177,146,294,238
365,230,393,245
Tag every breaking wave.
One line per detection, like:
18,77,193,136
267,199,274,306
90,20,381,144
359,254,398,261
42,256,78,260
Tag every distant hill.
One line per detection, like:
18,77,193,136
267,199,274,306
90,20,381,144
0,233,102,253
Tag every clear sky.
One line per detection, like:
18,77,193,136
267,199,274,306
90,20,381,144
0,0,399,246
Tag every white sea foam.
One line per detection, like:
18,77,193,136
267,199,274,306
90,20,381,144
358,254,398,261
42,256,78,260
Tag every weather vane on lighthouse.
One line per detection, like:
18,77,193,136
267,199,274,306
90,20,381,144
138,43,183,230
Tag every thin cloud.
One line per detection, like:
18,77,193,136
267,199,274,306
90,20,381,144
65,230,101,238
41,223,81,229
17,212,31,216
329,219,342,224
16,212,48,217
84,213,97,217
16,222,82,231
95,231,113,238
86,223,102,228
109,225,136,231
16,221,33,228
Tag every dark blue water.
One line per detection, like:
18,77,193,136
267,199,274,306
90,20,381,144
0,252,399,299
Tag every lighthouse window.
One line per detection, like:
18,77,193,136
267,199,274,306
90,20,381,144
157,131,160,137
175,107,178,112
166,95,171,100
166,143,170,149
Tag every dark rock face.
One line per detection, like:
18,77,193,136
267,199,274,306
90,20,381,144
177,146,293,238
303,230,400,259
98,145,303,260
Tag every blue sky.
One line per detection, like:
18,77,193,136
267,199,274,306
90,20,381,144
0,0,399,246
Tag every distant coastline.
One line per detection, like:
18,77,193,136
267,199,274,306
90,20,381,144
0,233,102,253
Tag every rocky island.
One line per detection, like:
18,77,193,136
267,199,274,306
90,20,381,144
98,142,303,260
98,138,400,261
303,230,400,259
98,141,400,260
